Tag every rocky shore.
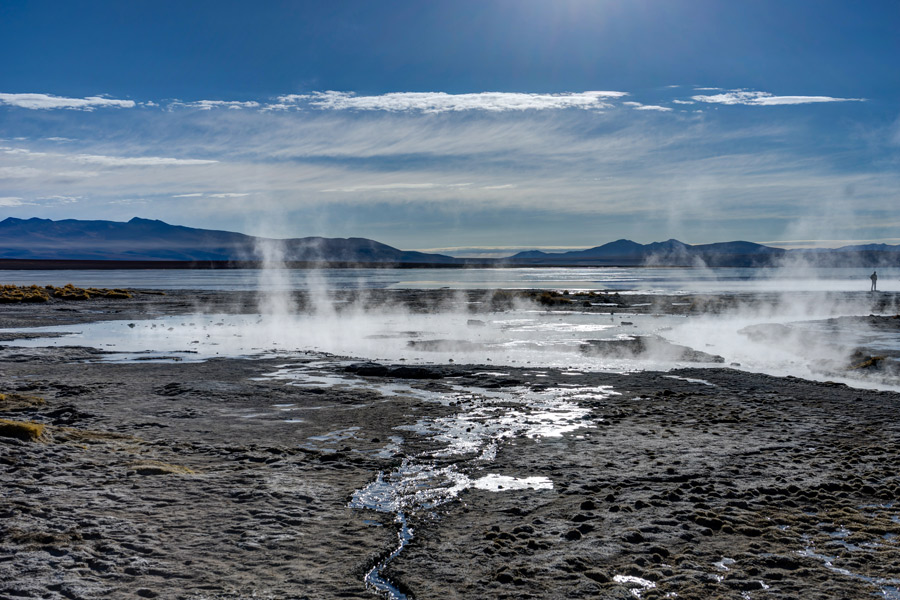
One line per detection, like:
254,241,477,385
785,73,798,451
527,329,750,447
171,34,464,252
1,290,899,599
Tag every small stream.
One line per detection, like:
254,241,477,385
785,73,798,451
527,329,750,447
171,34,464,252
344,381,612,598
261,360,611,598
360,513,414,600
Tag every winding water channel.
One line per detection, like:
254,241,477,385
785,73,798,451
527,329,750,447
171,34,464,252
262,362,613,598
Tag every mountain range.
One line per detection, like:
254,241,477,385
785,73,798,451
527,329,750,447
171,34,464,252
0,217,457,265
509,239,785,266
0,217,898,268
508,238,900,267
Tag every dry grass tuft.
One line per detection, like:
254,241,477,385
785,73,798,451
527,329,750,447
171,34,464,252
850,355,885,370
52,283,133,300
0,283,133,303
0,284,50,303
0,418,46,442
0,392,46,411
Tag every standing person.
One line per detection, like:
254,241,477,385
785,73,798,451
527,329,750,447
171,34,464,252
871,271,878,291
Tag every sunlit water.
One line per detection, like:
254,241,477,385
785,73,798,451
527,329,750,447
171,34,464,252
4,300,900,390
0,309,678,366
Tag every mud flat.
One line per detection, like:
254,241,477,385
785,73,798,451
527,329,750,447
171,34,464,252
1,290,900,599
390,369,900,600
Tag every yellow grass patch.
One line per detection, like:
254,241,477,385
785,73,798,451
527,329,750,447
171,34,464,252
850,355,885,370
0,392,46,411
0,418,46,442
0,283,132,302
0,284,50,303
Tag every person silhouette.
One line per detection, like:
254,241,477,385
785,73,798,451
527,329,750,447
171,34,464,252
870,271,878,291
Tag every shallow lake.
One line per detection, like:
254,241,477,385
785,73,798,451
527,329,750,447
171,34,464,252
1,265,897,293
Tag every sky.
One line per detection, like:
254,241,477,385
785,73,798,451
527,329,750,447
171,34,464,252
1,0,899,257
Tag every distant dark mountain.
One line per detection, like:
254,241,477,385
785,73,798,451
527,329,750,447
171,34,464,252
506,238,899,267
510,250,551,259
824,243,900,253
510,239,679,261
690,241,786,267
576,239,649,257
508,238,783,266
0,217,458,264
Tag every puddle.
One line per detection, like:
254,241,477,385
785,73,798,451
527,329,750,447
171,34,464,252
470,473,553,491
713,557,736,571
613,574,656,598
307,427,360,443
799,532,900,599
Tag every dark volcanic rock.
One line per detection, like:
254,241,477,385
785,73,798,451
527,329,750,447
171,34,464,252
407,339,488,353
388,365,446,379
345,362,390,376
580,335,725,363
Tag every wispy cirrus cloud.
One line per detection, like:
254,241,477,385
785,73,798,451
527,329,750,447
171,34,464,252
54,171,100,178
37,195,80,204
0,196,27,206
0,93,135,110
173,192,250,198
0,166,42,178
278,91,628,113
4,146,216,168
71,154,218,167
692,90,864,106
4,148,48,157
322,182,472,193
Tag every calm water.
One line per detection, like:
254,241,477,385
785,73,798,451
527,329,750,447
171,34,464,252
1,266,897,293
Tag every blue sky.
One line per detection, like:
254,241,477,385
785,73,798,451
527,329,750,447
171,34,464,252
1,0,898,256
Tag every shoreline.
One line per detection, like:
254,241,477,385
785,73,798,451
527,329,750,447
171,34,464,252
2,290,900,599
